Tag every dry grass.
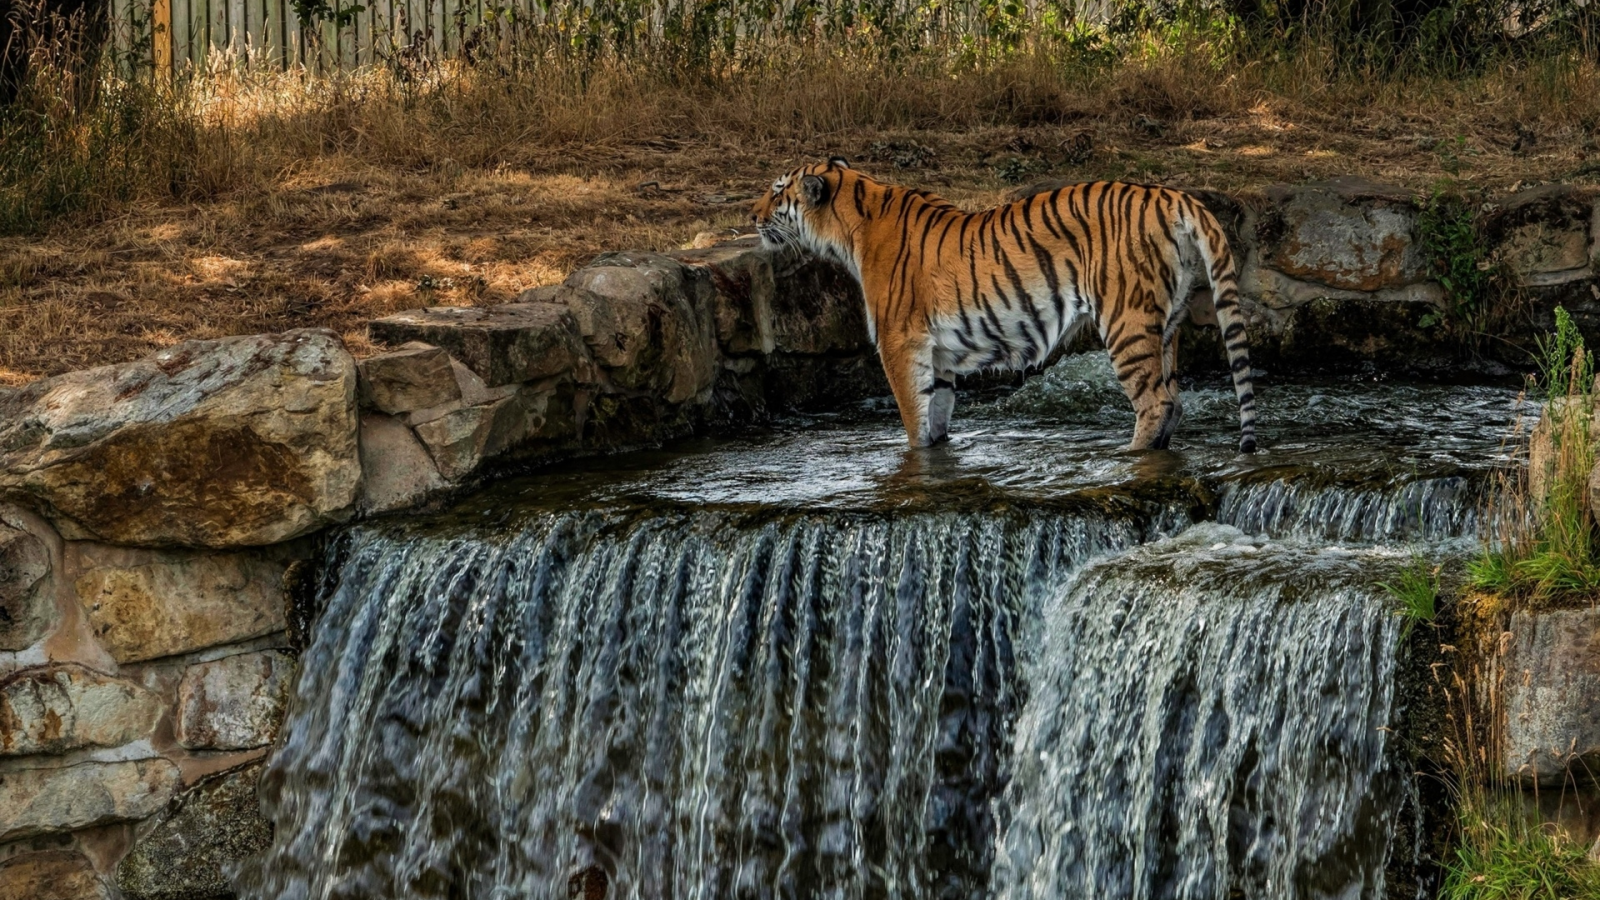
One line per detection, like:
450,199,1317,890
1471,308,1600,606
4,43,1600,384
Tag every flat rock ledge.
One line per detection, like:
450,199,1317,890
0,329,360,550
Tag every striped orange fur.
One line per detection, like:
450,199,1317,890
751,159,1258,452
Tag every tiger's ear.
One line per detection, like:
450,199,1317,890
801,174,830,207
828,156,850,169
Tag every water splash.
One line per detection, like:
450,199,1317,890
243,508,1168,900
993,525,1405,900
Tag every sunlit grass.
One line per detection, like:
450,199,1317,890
1473,307,1600,607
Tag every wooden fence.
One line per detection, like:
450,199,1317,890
108,0,528,73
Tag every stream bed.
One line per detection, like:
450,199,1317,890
241,356,1530,900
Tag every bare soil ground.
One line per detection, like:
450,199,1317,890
4,106,1596,385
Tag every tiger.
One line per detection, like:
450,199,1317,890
750,158,1258,453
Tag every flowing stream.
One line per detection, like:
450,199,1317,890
241,357,1528,900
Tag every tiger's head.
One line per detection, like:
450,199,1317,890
751,157,857,265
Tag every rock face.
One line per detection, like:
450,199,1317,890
72,546,287,663
357,414,447,514
356,343,461,414
1258,178,1427,293
1503,606,1600,783
115,761,272,900
0,521,53,650
0,757,181,841
367,303,586,388
560,252,719,404
0,851,113,900
0,330,361,549
0,664,164,755
175,650,295,751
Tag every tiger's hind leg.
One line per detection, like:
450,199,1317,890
1155,329,1184,448
1109,325,1182,451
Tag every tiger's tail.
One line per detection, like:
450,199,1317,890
1187,202,1258,454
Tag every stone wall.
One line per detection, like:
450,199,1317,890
0,242,877,899
1,178,1599,897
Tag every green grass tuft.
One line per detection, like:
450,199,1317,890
1377,556,1439,638
1443,800,1600,900
1472,306,1600,607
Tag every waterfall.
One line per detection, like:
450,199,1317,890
244,507,1172,900
992,524,1404,900
1215,474,1483,542
245,503,1418,900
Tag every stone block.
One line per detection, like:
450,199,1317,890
0,664,163,756
1503,606,1600,784
561,252,719,403
0,757,180,841
115,761,272,900
356,342,461,414
0,851,113,900
175,650,295,751
670,238,777,356
1258,178,1426,293
358,414,447,513
72,546,286,663
1482,184,1600,287
0,330,360,549
398,359,514,428
767,252,874,356
412,387,561,482
0,522,52,651
368,303,586,388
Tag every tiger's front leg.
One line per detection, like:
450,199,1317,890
879,336,949,447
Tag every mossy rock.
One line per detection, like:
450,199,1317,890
116,760,272,900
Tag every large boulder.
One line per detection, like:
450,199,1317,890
0,757,180,841
559,252,719,404
70,545,287,663
1481,184,1600,287
766,250,873,356
357,414,447,513
175,650,295,751
0,664,164,756
1257,178,1427,294
1502,606,1600,784
0,520,53,651
368,303,587,389
115,761,273,900
412,385,568,481
0,330,361,549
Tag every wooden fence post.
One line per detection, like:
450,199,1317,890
153,0,173,78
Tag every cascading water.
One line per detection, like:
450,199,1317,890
242,361,1526,900
993,525,1403,900
245,507,1175,900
